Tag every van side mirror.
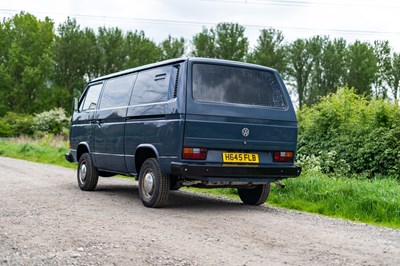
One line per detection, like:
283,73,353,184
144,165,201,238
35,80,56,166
73,97,79,112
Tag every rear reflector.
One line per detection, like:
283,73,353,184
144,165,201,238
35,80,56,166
183,147,207,160
273,151,294,162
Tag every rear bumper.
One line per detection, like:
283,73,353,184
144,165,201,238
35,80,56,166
171,162,301,182
65,152,74,163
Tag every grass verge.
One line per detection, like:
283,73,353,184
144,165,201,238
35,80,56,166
0,136,74,169
1,137,399,229
268,174,400,229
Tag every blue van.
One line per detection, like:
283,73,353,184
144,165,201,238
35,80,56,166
65,58,301,208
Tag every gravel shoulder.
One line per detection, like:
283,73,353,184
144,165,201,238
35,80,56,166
1,156,400,266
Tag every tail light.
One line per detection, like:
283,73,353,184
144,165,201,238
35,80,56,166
182,147,207,160
273,151,294,162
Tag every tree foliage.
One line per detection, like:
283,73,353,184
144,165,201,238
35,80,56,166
97,27,126,74
374,40,392,98
160,35,185,60
192,22,248,61
214,23,248,61
0,12,54,115
298,87,400,178
306,37,347,106
124,30,161,68
344,41,378,97
53,17,89,110
247,28,286,73
390,53,400,100
286,39,313,108
192,27,216,58
1,12,400,117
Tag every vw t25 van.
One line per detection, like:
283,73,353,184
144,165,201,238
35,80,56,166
65,58,301,208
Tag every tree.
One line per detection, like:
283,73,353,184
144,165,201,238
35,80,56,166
345,41,378,97
247,28,287,73
124,30,161,68
82,28,101,81
286,39,313,108
192,27,216,58
97,27,126,75
320,38,347,95
192,23,248,61
306,37,347,105
389,52,400,100
214,22,248,61
373,40,392,98
0,12,55,115
306,35,325,106
53,17,89,111
160,35,185,60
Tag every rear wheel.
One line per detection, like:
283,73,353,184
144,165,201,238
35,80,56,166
238,184,270,205
138,158,170,208
77,153,99,191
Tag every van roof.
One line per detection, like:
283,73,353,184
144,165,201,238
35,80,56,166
90,57,278,83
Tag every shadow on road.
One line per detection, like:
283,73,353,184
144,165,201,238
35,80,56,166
89,178,277,214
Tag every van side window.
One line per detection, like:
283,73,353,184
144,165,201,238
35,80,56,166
130,66,171,105
99,74,136,109
80,83,103,111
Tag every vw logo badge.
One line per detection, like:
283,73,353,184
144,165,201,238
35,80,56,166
242,127,250,137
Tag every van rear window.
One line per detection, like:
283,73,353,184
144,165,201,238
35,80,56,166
192,64,287,108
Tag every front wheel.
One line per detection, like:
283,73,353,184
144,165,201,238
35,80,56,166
238,184,270,205
138,158,170,208
77,153,99,191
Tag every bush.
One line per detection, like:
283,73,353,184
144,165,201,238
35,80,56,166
0,112,35,137
32,108,70,135
298,86,400,178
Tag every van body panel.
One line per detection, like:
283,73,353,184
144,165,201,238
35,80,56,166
124,101,185,174
183,114,297,151
93,107,128,172
70,110,96,153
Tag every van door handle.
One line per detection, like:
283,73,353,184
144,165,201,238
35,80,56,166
91,120,102,128
96,120,102,128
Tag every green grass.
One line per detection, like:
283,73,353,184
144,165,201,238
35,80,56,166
1,137,400,229
269,174,400,229
0,136,74,169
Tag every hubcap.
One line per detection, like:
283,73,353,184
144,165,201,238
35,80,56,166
79,163,87,183
143,172,155,196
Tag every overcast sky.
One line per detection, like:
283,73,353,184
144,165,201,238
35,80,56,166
1,0,400,52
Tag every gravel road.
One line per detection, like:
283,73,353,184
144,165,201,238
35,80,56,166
1,156,400,266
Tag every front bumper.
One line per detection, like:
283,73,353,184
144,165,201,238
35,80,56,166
171,162,301,182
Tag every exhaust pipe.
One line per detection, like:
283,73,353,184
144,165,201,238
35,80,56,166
274,180,285,189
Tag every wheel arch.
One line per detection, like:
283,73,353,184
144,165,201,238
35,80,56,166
77,142,91,161
135,144,159,175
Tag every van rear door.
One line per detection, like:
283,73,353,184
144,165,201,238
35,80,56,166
183,60,298,167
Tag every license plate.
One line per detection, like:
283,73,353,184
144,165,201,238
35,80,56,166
222,152,259,163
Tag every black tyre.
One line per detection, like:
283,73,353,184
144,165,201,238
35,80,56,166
77,153,99,191
138,158,170,208
238,184,270,205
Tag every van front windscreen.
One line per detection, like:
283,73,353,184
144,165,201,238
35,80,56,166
192,63,287,108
